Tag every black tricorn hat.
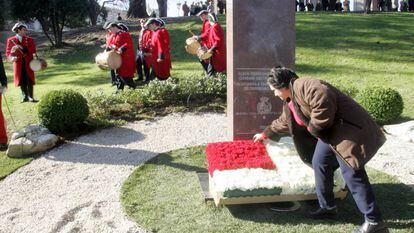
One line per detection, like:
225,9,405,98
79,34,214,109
144,18,159,27
197,10,209,16
12,23,28,32
117,23,129,32
107,22,122,30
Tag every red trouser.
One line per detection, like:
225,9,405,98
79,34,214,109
0,96,8,144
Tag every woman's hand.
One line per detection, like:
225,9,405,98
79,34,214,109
253,133,265,143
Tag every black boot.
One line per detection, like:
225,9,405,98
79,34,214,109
28,84,38,103
307,207,338,220
135,56,144,82
20,85,29,103
110,70,118,86
353,221,389,233
115,75,125,93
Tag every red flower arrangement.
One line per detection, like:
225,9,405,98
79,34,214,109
205,140,276,176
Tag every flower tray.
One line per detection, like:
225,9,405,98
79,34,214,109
209,174,348,207
206,139,348,207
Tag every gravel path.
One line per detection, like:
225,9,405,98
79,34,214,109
0,113,227,233
0,112,412,233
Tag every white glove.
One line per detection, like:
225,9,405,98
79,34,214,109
193,35,200,40
10,56,18,62
253,133,265,143
11,45,22,53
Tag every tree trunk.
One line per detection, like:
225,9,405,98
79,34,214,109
56,14,65,48
128,0,149,18
37,16,56,47
0,0,4,30
157,0,168,17
88,0,100,26
329,0,336,10
365,0,373,12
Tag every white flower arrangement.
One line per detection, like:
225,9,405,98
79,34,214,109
210,138,345,196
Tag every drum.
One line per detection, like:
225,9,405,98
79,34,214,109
29,58,47,72
185,37,201,55
197,46,212,60
95,51,122,70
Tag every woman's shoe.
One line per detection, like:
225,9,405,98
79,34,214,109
307,207,338,220
353,221,389,233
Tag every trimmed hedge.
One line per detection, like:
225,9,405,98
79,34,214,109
38,89,89,134
356,86,404,124
85,74,227,125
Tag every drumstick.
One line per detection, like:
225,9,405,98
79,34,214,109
3,95,18,132
188,30,195,36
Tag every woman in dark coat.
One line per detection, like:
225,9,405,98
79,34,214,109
254,67,388,233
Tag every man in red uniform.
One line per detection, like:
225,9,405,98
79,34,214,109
146,18,171,80
6,23,38,103
193,10,212,74
107,23,136,91
205,13,226,77
103,22,117,86
0,52,8,150
194,10,210,47
136,19,153,83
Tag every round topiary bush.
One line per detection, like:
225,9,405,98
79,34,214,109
356,86,404,124
38,89,89,134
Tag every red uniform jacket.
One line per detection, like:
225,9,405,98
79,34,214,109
151,28,171,80
110,31,136,78
6,35,36,86
139,29,152,68
207,23,226,73
200,20,211,47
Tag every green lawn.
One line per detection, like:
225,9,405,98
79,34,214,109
1,13,414,179
121,146,414,233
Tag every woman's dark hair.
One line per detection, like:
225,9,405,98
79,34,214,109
267,66,298,89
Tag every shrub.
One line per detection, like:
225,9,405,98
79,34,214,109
356,86,404,124
330,81,359,98
85,89,141,127
179,74,227,103
204,73,227,98
38,89,89,134
85,90,122,120
139,78,181,106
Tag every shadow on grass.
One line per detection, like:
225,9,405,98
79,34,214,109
296,14,414,64
296,62,414,78
226,183,414,230
147,153,208,173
